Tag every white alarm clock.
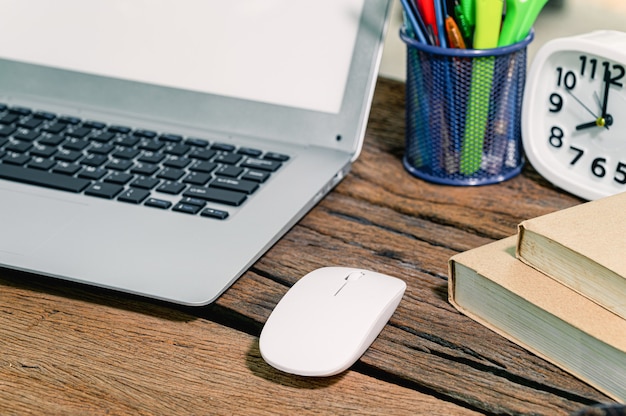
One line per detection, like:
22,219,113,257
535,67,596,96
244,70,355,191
522,30,626,200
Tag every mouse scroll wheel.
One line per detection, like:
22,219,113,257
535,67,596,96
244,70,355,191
346,271,364,281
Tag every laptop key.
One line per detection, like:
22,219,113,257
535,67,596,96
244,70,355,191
179,197,206,207
200,208,229,220
240,158,281,172
263,152,290,162
78,167,107,180
52,162,81,175
211,177,258,194
55,149,82,162
17,118,43,130
156,181,186,195
183,171,211,186
118,188,150,204
185,137,209,147
0,125,17,137
81,154,108,167
131,176,160,190
42,122,66,134
131,162,159,176
0,163,90,192
145,197,172,209
14,130,40,142
215,165,244,178
39,134,65,146
85,182,123,199
3,153,30,166
183,186,246,206
241,170,270,183
214,153,243,165
163,143,190,156
30,144,57,158
173,202,202,215
157,167,185,181
104,171,134,185
5,141,32,153
28,157,56,171
65,127,91,139
0,114,19,125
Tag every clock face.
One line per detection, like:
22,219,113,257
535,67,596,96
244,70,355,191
523,49,626,200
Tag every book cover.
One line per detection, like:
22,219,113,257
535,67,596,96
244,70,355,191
448,236,626,402
516,191,626,320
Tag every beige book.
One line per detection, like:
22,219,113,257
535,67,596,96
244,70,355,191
448,237,626,403
517,192,626,320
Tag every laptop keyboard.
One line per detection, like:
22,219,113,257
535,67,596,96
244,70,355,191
0,104,289,220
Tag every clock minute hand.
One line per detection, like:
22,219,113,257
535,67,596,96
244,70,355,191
601,67,611,118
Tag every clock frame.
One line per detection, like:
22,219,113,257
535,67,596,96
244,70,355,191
522,30,626,200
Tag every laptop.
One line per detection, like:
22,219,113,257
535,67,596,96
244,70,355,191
0,0,391,306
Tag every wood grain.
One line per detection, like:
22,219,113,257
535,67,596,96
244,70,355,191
0,276,482,416
0,78,616,416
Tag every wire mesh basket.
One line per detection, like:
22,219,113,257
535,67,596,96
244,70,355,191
401,29,533,185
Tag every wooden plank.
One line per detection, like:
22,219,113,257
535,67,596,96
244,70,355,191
0,276,482,416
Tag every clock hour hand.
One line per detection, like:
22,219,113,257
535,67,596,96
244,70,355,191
575,115,612,131
576,121,598,130
576,120,601,131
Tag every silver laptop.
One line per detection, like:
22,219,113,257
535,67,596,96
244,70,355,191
0,0,390,306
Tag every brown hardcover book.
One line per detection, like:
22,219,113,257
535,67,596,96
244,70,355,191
517,192,626,320
448,236,626,402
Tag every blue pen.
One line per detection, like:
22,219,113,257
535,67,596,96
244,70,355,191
400,0,428,44
434,0,447,47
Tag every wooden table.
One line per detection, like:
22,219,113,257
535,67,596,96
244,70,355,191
0,78,617,415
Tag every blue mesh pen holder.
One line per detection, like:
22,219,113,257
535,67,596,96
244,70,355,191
400,29,533,185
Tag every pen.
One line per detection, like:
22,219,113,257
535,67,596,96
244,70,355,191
400,0,428,44
434,0,448,47
459,0,475,31
460,0,503,175
445,15,466,48
472,0,503,49
453,0,473,47
498,0,547,46
416,0,440,46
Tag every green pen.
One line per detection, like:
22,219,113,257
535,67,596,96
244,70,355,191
460,0,503,176
472,0,503,49
459,0,475,29
498,0,548,47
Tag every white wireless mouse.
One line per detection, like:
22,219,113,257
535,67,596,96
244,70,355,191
259,267,406,377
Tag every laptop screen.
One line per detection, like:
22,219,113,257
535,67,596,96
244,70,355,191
0,0,363,114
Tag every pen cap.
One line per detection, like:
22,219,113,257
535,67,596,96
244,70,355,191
400,28,533,186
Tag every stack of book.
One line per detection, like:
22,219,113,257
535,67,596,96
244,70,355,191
448,192,626,402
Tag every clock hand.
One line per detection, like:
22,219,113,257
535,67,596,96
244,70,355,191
564,83,611,130
565,89,598,120
601,66,611,118
576,120,600,131
593,91,602,110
